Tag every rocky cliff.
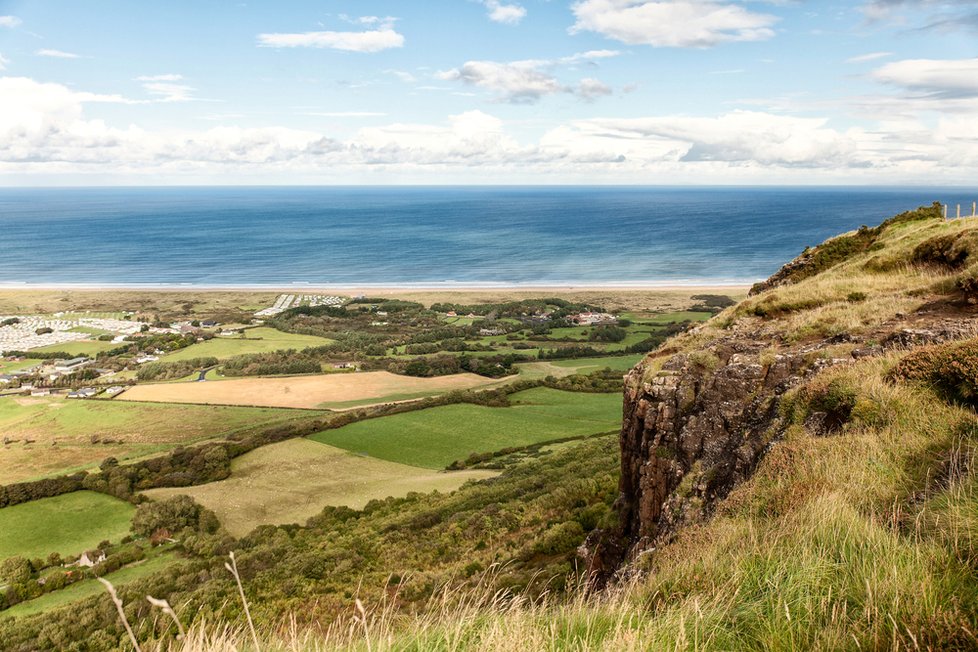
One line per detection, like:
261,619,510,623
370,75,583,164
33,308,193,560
585,203,978,582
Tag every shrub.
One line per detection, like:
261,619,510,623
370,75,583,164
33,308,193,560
889,338,978,407
911,229,978,270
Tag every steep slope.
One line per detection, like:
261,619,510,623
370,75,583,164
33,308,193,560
589,203,978,579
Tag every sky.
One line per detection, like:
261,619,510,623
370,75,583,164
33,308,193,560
0,0,976,185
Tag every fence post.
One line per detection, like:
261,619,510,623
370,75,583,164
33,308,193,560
957,204,962,219
943,204,948,220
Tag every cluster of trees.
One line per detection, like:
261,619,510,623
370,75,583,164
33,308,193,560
137,357,219,382
0,541,150,612
588,325,627,343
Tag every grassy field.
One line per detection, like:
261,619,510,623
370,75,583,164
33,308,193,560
0,396,317,483
515,354,644,379
164,327,334,362
0,491,134,561
310,387,621,469
119,371,499,409
143,439,496,537
0,359,39,374
0,549,179,620
29,340,120,357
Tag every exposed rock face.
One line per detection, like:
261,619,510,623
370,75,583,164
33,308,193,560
616,341,809,557
583,310,978,585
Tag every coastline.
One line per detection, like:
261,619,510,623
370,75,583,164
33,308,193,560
0,281,755,292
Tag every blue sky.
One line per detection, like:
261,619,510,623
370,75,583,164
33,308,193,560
0,0,976,184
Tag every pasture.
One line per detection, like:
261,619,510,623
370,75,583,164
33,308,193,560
0,491,134,561
119,371,498,409
164,327,334,362
516,354,644,379
310,387,621,469
0,396,314,483
29,340,120,357
143,439,495,537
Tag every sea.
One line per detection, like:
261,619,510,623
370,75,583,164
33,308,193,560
0,186,975,287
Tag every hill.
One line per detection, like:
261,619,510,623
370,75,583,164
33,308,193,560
2,203,977,650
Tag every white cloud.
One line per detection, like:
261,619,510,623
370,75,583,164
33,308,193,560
134,74,195,102
483,0,527,24
846,51,893,63
438,51,620,103
0,54,8,71
0,16,21,28
570,0,777,48
135,74,184,82
872,57,978,98
257,23,404,52
303,111,388,117
576,78,613,101
3,76,978,184
439,60,564,103
861,1,978,31
36,49,81,59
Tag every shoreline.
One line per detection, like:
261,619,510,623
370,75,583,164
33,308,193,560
0,281,755,292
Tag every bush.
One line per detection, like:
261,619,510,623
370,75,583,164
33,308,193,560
889,338,978,407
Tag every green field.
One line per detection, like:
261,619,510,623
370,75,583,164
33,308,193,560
0,359,39,374
515,354,644,379
0,550,178,620
163,327,333,362
0,396,320,483
144,439,496,537
29,340,120,356
310,387,622,469
0,492,134,561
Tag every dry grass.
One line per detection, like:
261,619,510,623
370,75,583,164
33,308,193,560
142,439,497,536
117,371,497,409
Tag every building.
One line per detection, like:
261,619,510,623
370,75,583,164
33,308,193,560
54,357,91,372
67,387,100,399
0,374,14,384
571,312,617,326
104,386,126,397
30,388,51,397
479,328,507,336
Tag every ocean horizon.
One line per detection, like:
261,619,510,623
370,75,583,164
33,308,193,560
2,186,975,287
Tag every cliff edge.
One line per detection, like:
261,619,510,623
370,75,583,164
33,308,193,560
587,202,978,581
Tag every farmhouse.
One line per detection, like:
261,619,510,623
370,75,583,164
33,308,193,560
104,386,126,397
479,328,506,336
0,374,14,384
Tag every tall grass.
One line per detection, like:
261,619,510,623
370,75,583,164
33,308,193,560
147,351,978,652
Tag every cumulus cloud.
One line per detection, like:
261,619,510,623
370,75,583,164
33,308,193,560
570,0,777,48
257,18,405,52
438,51,620,103
483,0,527,24
36,49,82,59
3,76,977,183
0,53,8,71
872,57,978,98
0,15,21,28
